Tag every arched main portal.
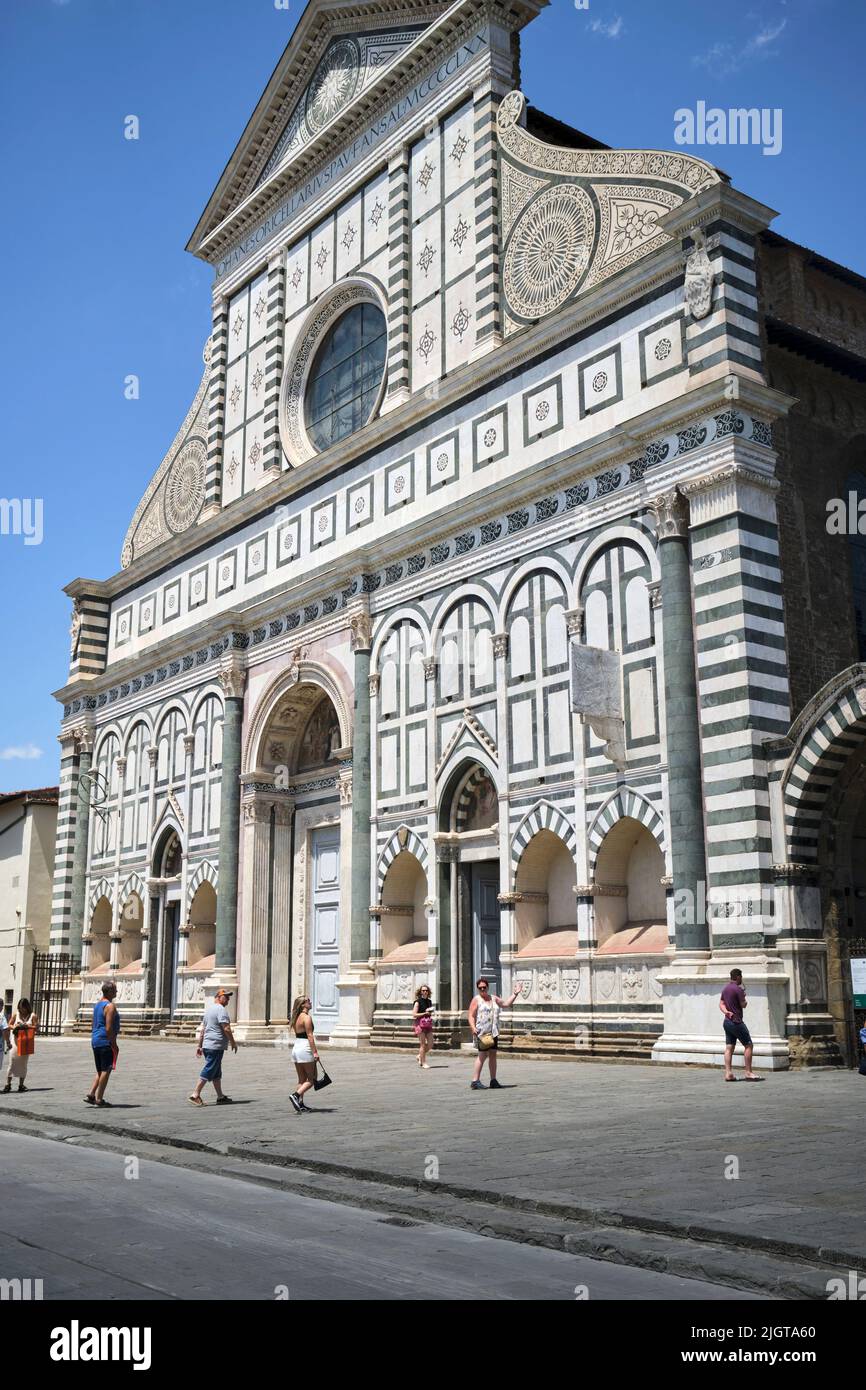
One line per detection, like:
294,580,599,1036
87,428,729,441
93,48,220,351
242,670,350,1037
437,759,501,1008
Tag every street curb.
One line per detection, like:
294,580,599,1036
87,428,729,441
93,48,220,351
1,1104,861,1288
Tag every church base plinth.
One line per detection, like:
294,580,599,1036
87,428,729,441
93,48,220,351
325,968,376,1048
652,950,790,1070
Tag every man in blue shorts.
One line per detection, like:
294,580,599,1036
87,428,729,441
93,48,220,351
85,980,119,1107
719,968,763,1082
189,987,237,1106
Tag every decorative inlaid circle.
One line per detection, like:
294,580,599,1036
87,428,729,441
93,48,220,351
503,184,594,320
354,495,366,513
496,89,525,132
535,400,550,421
306,39,360,135
164,438,206,535
483,428,497,448
654,337,672,361
317,513,328,533
394,475,406,495
592,371,608,393
436,452,449,472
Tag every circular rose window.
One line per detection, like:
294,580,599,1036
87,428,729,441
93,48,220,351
304,302,386,453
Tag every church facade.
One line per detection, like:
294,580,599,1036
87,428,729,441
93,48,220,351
50,0,866,1067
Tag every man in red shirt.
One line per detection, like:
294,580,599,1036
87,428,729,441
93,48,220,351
719,968,763,1082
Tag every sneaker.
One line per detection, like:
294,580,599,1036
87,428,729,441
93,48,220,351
215,1095,233,1104
298,1101,313,1112
489,1079,502,1089
470,1080,485,1090
289,1093,302,1114
83,1094,95,1105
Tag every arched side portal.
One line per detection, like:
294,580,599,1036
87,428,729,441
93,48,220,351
240,666,350,1038
436,758,502,1007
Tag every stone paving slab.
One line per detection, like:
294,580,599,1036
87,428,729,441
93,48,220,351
2,1038,863,1271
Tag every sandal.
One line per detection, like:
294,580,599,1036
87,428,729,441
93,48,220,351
724,1076,738,1082
188,1095,204,1106
1,1084,10,1094
95,1099,112,1108
83,1094,95,1104
215,1095,233,1104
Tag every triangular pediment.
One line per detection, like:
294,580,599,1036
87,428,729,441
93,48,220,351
188,0,453,254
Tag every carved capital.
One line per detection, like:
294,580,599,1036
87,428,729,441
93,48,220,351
183,733,196,754
646,580,662,610
242,798,271,826
146,745,158,767
493,632,509,660
339,770,353,807
74,726,95,756
649,488,689,540
423,656,437,681
368,673,381,698
114,756,127,775
219,662,247,701
350,610,372,653
564,606,584,638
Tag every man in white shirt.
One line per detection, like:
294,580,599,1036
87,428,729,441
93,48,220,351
0,1005,10,1057
188,987,237,1106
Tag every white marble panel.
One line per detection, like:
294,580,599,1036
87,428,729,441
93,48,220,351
336,194,363,279
227,284,249,363
412,208,441,306
225,359,247,434
248,271,268,348
285,240,309,317
309,219,335,299
443,101,474,199
444,272,474,373
363,171,389,259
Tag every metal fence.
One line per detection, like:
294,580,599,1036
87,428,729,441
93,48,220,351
29,952,79,1037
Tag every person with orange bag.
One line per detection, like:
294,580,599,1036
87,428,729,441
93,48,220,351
2,998,38,1094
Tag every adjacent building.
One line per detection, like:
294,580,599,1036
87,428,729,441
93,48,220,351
49,0,866,1065
1,788,58,1013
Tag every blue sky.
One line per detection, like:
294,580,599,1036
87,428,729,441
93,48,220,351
1,0,864,793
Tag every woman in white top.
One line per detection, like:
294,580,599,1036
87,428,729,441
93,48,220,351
289,995,319,1114
2,999,38,1094
467,976,521,1090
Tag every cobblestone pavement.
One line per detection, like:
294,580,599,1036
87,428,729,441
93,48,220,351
1,1039,862,1271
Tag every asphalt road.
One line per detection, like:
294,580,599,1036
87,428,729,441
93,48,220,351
0,1131,760,1301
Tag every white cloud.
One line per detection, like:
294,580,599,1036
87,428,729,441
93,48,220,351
693,15,787,74
0,744,44,761
589,16,624,39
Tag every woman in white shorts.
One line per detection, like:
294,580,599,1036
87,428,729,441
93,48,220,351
289,995,319,1114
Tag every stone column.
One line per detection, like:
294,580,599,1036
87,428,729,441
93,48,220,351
269,798,294,1027
649,488,708,951
649,487,711,1065
237,788,273,1036
349,612,372,965
211,662,245,1002
329,610,376,1045
68,726,94,962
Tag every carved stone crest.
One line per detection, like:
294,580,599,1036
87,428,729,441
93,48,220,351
684,227,714,320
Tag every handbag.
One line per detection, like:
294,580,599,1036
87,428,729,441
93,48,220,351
16,1025,35,1058
418,1014,433,1033
313,1060,332,1091
477,1032,495,1051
